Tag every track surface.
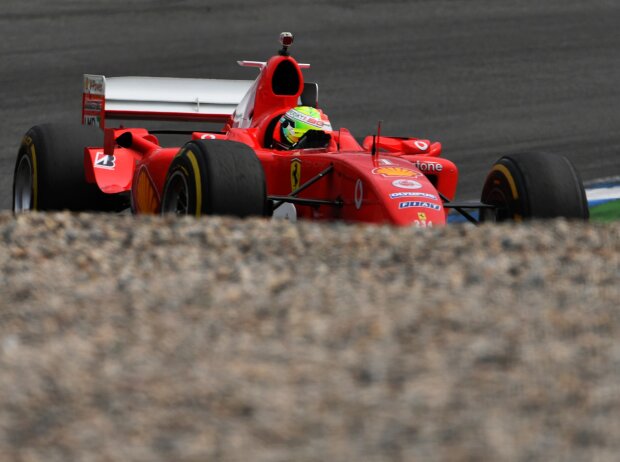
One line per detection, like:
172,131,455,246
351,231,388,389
1,0,619,209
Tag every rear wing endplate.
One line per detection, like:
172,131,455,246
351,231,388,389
82,74,254,128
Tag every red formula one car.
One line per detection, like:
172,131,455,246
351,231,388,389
12,33,589,226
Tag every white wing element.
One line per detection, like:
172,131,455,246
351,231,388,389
237,61,310,70
82,74,254,126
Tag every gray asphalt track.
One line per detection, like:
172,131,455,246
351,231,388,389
1,0,619,210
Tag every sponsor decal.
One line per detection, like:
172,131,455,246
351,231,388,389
392,179,422,190
291,158,301,191
389,192,438,200
412,160,443,173
399,201,441,211
94,152,115,170
286,108,330,129
414,212,433,228
83,75,105,96
84,99,102,111
414,140,429,151
372,166,420,178
377,158,395,166
354,179,363,209
83,115,100,127
200,134,217,140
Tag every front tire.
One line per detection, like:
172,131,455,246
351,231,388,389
480,152,589,222
12,123,127,212
161,140,267,217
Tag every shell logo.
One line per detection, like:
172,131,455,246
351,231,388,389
372,167,420,178
135,168,160,214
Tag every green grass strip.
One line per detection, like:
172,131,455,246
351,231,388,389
589,200,620,222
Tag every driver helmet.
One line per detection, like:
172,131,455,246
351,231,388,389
277,106,332,148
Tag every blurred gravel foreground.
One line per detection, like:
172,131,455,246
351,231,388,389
0,212,619,462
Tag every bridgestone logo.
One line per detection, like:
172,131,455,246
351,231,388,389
94,152,115,170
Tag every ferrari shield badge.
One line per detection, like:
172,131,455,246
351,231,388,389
291,158,301,191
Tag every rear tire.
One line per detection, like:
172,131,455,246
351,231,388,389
12,123,127,212
480,152,589,222
161,140,267,217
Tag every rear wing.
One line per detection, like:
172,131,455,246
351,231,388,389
82,74,254,128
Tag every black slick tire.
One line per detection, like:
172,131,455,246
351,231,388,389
480,152,589,222
12,123,127,212
161,139,267,217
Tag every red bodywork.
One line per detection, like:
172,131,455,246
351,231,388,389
83,53,459,227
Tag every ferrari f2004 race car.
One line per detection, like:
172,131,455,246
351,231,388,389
12,33,589,226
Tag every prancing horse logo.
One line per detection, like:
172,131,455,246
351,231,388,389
291,158,301,191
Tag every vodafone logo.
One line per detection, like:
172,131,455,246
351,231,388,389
392,179,422,190
414,141,429,151
412,160,443,173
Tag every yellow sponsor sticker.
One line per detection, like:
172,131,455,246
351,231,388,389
372,166,420,178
